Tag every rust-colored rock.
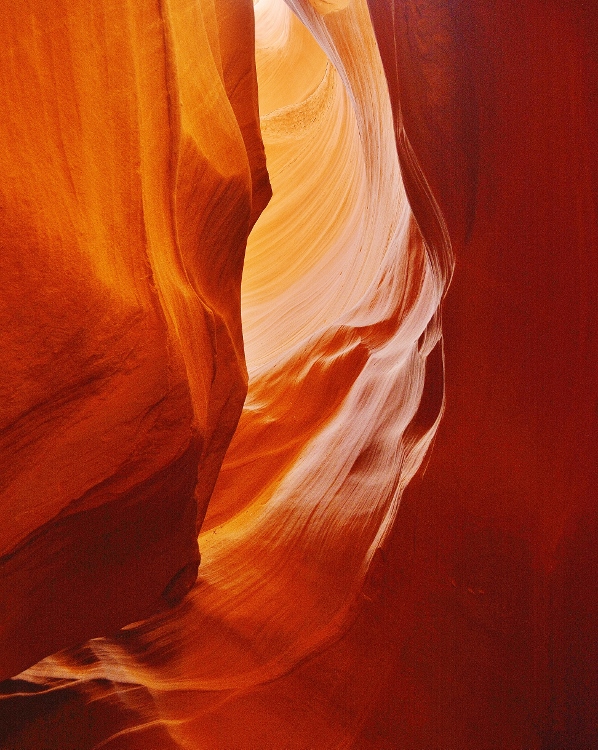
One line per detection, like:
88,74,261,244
0,0,268,681
366,0,598,746
0,0,595,748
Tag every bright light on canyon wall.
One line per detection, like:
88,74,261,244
0,0,596,748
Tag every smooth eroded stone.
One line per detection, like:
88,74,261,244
0,0,268,680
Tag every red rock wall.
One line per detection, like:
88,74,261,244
0,0,595,748
0,1,450,747
366,0,598,746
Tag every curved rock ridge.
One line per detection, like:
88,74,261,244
0,0,268,681
3,1,453,747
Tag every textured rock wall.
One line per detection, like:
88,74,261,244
1,0,594,747
0,0,268,681
0,0,450,746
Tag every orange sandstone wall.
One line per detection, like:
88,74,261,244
0,0,594,748
0,0,450,746
0,0,268,681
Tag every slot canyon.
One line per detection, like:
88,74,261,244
0,0,596,748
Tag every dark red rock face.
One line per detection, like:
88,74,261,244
366,0,598,746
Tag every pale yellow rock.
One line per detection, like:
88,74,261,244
309,0,351,15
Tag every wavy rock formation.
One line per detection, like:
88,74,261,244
2,0,594,748
0,0,450,747
0,0,268,682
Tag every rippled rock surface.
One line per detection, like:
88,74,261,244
1,0,596,748
0,0,268,681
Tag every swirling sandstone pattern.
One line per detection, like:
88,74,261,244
0,0,268,683
1,0,450,746
1,0,596,748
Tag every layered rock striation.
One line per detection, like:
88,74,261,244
0,0,269,681
1,0,451,746
1,0,594,748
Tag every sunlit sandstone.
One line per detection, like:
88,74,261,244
1,0,449,745
1,0,595,747
0,0,268,680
